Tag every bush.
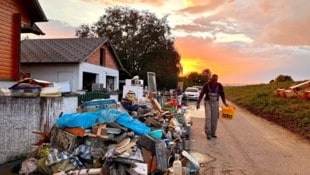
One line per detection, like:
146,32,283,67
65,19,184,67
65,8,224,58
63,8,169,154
274,74,293,82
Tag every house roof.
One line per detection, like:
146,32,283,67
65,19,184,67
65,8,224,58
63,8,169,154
21,38,131,76
21,23,45,35
22,0,48,22
21,0,48,35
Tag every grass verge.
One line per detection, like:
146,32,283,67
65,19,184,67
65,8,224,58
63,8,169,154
225,81,310,141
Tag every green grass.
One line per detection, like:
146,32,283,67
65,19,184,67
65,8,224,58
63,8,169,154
225,82,310,140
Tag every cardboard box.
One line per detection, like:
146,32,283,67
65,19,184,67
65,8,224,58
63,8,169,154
50,128,83,153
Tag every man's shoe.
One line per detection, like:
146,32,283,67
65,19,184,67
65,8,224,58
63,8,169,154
206,136,211,140
211,135,217,138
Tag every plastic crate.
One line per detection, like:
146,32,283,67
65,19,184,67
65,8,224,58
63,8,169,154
82,99,117,112
221,106,236,120
10,87,40,97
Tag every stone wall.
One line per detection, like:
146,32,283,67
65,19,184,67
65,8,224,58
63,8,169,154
0,96,78,165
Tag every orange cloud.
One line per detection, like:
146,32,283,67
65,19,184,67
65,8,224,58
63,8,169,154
259,13,310,45
35,0,309,84
80,0,163,6
178,0,233,14
174,36,281,84
29,20,77,39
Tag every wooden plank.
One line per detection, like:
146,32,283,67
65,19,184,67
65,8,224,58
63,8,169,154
0,68,12,73
0,46,13,53
0,69,11,80
0,68,11,74
0,57,12,62
0,61,12,66
62,127,85,137
0,17,9,25
0,0,21,14
290,81,310,91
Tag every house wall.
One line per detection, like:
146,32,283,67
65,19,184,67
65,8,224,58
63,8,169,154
21,63,120,92
83,44,120,91
0,96,78,165
0,0,31,81
79,62,119,90
21,63,80,91
87,44,118,69
0,81,15,88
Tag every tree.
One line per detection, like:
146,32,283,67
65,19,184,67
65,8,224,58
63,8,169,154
180,70,210,89
76,6,181,90
274,74,294,82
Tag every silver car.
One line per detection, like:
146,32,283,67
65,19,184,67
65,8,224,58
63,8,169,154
184,87,200,100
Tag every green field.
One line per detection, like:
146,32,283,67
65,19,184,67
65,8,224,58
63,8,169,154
225,82,310,140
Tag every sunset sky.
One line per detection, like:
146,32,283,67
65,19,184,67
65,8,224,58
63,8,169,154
25,0,310,85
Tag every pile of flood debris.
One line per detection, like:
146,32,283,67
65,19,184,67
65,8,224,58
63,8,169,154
18,92,200,175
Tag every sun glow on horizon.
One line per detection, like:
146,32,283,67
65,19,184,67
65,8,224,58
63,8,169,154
180,58,200,76
184,0,193,6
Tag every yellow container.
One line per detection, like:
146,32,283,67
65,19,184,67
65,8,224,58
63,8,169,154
221,106,236,120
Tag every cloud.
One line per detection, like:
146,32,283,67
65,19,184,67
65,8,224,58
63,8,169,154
175,33,309,84
34,0,309,84
214,0,310,46
177,0,233,14
80,0,163,6
176,0,310,46
174,24,214,33
26,20,77,39
260,20,310,46
175,36,272,78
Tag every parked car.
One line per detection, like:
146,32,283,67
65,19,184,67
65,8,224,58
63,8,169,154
184,87,200,100
192,85,202,93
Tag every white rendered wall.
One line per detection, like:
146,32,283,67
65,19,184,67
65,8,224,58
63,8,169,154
21,64,79,91
21,63,120,92
79,62,119,90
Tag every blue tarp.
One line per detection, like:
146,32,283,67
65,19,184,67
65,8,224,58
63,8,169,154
56,109,150,135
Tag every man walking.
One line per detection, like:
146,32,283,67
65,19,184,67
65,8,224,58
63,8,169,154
196,74,228,140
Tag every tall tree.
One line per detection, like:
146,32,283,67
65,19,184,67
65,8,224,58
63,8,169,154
76,6,181,90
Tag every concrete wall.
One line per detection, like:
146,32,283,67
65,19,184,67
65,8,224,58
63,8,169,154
0,96,78,165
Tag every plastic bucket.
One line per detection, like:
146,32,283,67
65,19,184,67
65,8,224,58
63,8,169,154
221,106,236,120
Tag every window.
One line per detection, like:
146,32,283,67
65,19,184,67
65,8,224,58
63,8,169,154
147,72,157,93
83,72,97,91
100,48,106,66
106,76,115,92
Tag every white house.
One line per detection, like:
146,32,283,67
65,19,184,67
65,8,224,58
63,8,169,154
20,38,130,92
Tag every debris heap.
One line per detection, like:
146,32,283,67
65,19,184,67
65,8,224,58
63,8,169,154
19,91,200,175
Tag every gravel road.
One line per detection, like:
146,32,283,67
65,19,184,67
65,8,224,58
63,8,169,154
186,101,310,175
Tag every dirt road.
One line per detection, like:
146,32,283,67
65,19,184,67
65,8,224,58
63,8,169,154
186,101,310,175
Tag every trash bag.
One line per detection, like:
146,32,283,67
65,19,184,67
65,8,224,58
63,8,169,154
115,112,151,135
56,111,100,129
